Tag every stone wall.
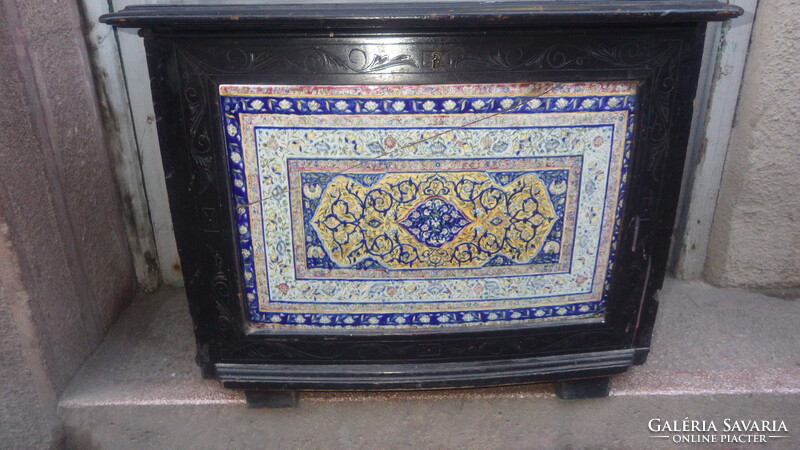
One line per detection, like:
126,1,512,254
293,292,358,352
705,0,800,288
0,0,137,446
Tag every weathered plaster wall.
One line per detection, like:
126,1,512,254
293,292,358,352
705,0,800,288
0,216,58,450
0,0,137,445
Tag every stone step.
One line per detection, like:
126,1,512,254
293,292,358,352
58,279,800,449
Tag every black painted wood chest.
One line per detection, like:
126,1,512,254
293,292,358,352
101,1,742,400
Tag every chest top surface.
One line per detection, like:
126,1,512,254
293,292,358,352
101,1,742,30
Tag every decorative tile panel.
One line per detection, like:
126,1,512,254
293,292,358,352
290,157,577,278
220,82,637,329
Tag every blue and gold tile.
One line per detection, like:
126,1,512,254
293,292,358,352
219,82,637,329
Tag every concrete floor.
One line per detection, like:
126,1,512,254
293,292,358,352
58,278,800,449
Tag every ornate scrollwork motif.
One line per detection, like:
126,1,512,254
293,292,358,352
301,48,418,73
453,44,586,70
209,246,235,335
185,46,418,74
177,53,215,194
307,171,558,270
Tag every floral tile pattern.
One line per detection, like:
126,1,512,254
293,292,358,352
219,82,637,329
398,196,472,249
291,157,578,279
